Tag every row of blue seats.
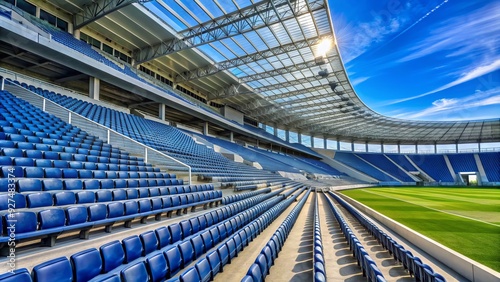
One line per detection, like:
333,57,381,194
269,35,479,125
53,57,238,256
313,193,326,282
221,188,271,205
0,153,150,168
0,188,291,282
0,190,222,247
323,193,386,282
0,175,183,193
241,188,310,282
330,193,446,282
1,184,213,210
93,188,295,282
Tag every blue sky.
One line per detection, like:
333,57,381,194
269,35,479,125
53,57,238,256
329,0,500,121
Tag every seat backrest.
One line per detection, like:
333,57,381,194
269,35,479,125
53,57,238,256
120,262,149,282
63,179,83,190
107,202,124,218
200,230,213,252
54,192,76,206
178,241,194,267
195,258,212,282
38,209,66,230
100,240,125,273
96,190,112,202
155,227,171,249
32,257,72,282
146,252,168,282
179,267,198,282
190,235,205,259
27,192,53,208
122,235,144,263
76,191,95,204
179,220,192,239
124,201,138,215
206,250,221,279
0,268,32,282
65,206,88,225
140,230,159,255
70,248,103,282
168,223,182,243
88,204,107,221
164,246,182,278
18,179,42,193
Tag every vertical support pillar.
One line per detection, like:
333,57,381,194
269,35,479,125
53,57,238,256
35,6,40,18
478,141,482,152
0,76,4,91
230,132,234,142
336,137,340,151
273,123,278,137
256,139,259,147
351,141,355,152
455,142,459,153
397,142,401,154
158,103,166,121
365,141,369,152
298,133,302,144
311,135,315,148
89,77,100,100
323,136,327,149
381,142,384,153
285,130,290,142
203,122,209,135
416,143,419,154
434,142,437,154
73,29,80,40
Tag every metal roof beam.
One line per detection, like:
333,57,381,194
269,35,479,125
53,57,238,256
73,0,146,29
175,35,333,83
134,0,325,64
239,54,338,83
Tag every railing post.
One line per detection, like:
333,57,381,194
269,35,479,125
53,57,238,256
68,112,72,124
107,130,110,145
42,98,46,111
144,147,148,164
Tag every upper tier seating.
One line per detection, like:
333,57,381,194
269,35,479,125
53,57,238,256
356,153,414,182
447,153,478,174
478,152,500,182
407,154,454,182
334,152,397,182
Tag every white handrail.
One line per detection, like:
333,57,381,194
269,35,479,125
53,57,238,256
5,83,192,184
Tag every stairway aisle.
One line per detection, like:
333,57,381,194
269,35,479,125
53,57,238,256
317,192,365,281
265,193,314,282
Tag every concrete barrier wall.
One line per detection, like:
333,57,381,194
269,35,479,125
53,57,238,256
338,193,500,282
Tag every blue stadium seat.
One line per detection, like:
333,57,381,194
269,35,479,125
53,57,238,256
18,179,42,192
63,179,83,190
165,246,183,278
107,202,124,218
180,220,192,239
123,235,144,263
247,264,263,282
206,250,221,279
191,235,205,259
88,204,107,221
100,240,125,273
112,189,127,201
0,268,32,282
146,252,168,282
217,244,230,267
195,258,211,282
178,240,195,267
38,208,65,230
255,253,268,277
70,248,103,282
24,167,44,178
155,226,171,249
27,193,53,208
13,157,33,166
138,231,157,255
179,267,198,282
44,167,63,178
54,192,76,206
0,193,25,210
169,223,182,243
76,191,95,204
65,206,88,226
96,190,112,202
32,257,73,282
83,179,100,190
124,201,138,215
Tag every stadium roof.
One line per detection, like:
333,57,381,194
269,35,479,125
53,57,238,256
50,0,500,144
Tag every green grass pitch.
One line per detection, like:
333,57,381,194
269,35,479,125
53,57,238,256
339,187,500,272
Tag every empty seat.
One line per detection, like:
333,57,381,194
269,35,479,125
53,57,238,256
123,235,144,263
190,235,205,259
18,179,42,192
65,206,88,226
32,257,73,282
4,212,37,234
70,248,103,282
100,240,125,273
38,209,66,230
0,268,32,282
140,231,159,255
25,167,44,178
63,179,83,190
44,167,62,178
76,191,95,204
179,267,199,282
146,252,169,282
178,241,195,267
155,227,171,249
165,246,183,278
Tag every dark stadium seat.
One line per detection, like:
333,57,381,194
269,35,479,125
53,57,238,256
0,268,32,282
195,258,211,282
18,179,42,192
165,246,183,278
146,252,168,282
123,235,143,263
121,262,148,282
155,226,172,249
140,230,159,255
38,209,65,230
179,267,198,282
178,240,195,267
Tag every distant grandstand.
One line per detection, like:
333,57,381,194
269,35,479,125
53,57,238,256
0,1,498,282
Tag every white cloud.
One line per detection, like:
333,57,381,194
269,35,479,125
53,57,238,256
392,87,500,120
351,77,370,86
383,59,500,105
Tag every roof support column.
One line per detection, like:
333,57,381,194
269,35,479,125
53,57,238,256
434,142,437,154
416,143,419,154
311,134,315,148
273,123,278,137
336,138,340,151
455,142,459,153
89,77,100,100
230,131,234,142
203,122,209,135
478,141,482,152
285,129,290,142
351,141,355,152
365,141,369,152
0,76,4,91
381,142,384,153
397,142,401,154
158,103,166,121
73,29,80,40
323,136,327,149
298,132,302,144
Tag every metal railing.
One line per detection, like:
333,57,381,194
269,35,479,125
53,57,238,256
5,83,192,184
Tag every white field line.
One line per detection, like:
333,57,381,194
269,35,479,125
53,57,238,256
362,190,500,228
